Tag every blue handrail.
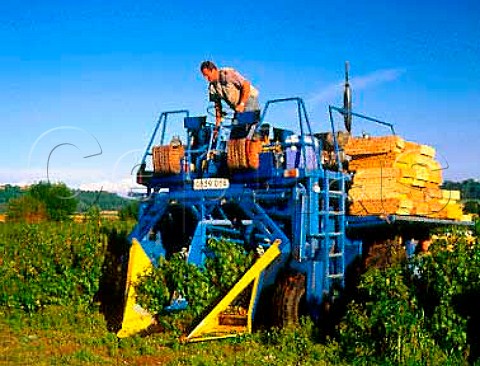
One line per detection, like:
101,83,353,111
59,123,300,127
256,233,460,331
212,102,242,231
260,97,320,169
140,110,190,165
329,106,396,135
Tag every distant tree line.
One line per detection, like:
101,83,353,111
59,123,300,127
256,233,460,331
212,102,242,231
6,182,77,222
2,179,478,222
1,182,139,222
0,185,24,213
0,184,134,213
74,190,131,212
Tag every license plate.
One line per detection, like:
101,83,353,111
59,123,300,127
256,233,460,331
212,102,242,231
193,178,230,190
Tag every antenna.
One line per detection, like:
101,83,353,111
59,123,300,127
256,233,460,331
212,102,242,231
343,61,352,133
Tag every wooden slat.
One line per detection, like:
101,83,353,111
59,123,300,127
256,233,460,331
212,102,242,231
346,137,461,219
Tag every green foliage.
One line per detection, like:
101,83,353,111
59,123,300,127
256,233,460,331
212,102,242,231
463,200,480,215
0,184,133,215
136,238,255,323
86,205,101,221
1,210,479,364
118,200,139,221
0,184,24,213
204,237,256,291
338,266,447,364
338,229,479,364
262,319,317,360
6,195,48,223
75,190,131,213
0,304,343,366
28,181,78,221
0,222,108,311
414,230,479,356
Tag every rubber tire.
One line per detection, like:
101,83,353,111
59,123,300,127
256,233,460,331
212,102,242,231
272,272,306,328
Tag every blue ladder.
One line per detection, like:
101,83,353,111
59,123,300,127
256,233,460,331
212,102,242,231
320,170,347,295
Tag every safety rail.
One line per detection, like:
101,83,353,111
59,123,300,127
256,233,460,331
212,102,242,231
259,97,320,171
140,110,190,166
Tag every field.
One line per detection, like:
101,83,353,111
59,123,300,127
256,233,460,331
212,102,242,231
1,307,343,366
1,220,479,365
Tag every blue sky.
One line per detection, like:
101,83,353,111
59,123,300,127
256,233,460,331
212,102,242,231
1,0,479,192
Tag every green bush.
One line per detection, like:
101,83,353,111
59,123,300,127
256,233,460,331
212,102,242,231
135,237,255,323
338,266,448,364
338,229,479,364
28,181,78,221
414,230,480,359
0,222,111,311
1,215,479,364
118,200,139,221
6,195,48,223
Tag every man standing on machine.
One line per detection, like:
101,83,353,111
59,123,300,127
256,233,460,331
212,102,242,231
200,61,260,138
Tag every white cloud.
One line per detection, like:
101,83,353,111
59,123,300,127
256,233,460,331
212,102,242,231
0,168,142,195
79,178,143,195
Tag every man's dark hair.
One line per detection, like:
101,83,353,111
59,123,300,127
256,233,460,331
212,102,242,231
200,60,217,72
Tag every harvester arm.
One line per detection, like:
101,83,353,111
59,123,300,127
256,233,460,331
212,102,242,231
117,238,156,338
185,240,281,342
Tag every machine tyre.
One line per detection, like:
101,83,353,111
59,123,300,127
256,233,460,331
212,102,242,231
272,272,306,328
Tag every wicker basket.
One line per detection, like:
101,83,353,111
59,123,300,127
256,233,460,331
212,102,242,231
227,138,262,170
152,144,185,175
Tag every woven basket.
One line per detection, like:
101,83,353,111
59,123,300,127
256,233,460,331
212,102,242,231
227,138,262,170
152,144,185,174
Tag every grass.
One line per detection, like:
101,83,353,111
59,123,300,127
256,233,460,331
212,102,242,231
0,306,344,366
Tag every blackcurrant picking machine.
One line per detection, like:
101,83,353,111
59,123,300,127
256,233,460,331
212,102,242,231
117,65,472,341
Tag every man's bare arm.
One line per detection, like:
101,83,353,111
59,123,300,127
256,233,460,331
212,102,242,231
236,80,251,112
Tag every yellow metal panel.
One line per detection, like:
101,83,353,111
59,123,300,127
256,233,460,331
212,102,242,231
247,276,261,332
117,238,155,338
186,240,281,342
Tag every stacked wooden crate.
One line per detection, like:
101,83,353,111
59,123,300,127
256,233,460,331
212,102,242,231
344,135,464,220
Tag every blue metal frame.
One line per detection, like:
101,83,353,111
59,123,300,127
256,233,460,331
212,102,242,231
260,97,320,170
131,97,357,321
129,98,469,330
140,110,190,166
328,105,396,135
346,214,474,230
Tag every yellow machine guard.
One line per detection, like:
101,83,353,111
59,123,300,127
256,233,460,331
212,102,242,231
117,238,281,341
186,240,281,342
117,238,156,338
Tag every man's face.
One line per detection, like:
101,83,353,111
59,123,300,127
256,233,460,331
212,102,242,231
201,67,219,82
